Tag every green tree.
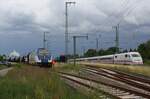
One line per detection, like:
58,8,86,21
122,49,128,53
98,49,107,56
129,48,133,52
138,40,150,60
98,47,117,56
0,55,3,61
84,49,98,57
107,47,117,54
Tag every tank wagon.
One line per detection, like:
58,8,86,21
73,52,143,65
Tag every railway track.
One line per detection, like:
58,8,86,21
83,66,150,92
59,71,121,99
85,65,150,84
59,65,150,99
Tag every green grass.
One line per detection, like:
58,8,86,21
54,63,115,99
80,62,150,77
56,63,83,71
144,60,150,65
15,63,22,68
0,65,7,70
0,64,99,99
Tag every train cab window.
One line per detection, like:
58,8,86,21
132,54,140,57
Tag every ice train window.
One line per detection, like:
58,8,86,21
132,54,140,57
125,54,130,58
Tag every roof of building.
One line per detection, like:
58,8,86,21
9,50,20,58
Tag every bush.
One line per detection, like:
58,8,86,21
15,64,22,68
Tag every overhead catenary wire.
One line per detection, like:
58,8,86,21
100,0,131,27
118,0,141,24
112,0,142,52
67,0,143,54
67,0,139,41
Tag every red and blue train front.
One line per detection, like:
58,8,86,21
37,55,52,66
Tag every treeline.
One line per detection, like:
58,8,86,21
56,40,150,63
0,55,6,61
84,40,150,61
84,47,137,57
138,40,150,62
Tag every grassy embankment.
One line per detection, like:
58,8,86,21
79,62,150,77
53,63,116,99
0,65,7,70
144,60,150,65
0,63,103,99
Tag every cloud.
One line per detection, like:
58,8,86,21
0,0,149,55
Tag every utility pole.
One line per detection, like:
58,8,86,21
95,35,101,51
96,38,98,50
73,35,88,66
82,45,86,56
65,2,76,59
43,32,46,49
43,32,49,49
113,24,119,53
73,36,76,66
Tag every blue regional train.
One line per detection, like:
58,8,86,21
28,48,53,67
37,48,52,66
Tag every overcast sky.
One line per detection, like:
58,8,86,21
0,0,150,56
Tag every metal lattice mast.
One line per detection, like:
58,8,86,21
113,24,119,53
43,32,46,49
65,2,76,58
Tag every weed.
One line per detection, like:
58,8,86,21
0,65,95,99
15,63,22,68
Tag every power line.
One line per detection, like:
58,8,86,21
104,0,139,27
111,0,141,53
118,0,141,24
115,0,130,20
100,0,130,27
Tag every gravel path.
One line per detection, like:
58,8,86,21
0,67,13,77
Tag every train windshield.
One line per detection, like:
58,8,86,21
38,48,49,56
131,54,140,57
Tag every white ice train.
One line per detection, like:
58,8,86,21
75,52,143,65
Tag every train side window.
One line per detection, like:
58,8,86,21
115,56,117,58
125,54,127,57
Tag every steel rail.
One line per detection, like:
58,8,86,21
60,75,120,99
59,71,150,98
85,64,150,84
83,66,150,92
